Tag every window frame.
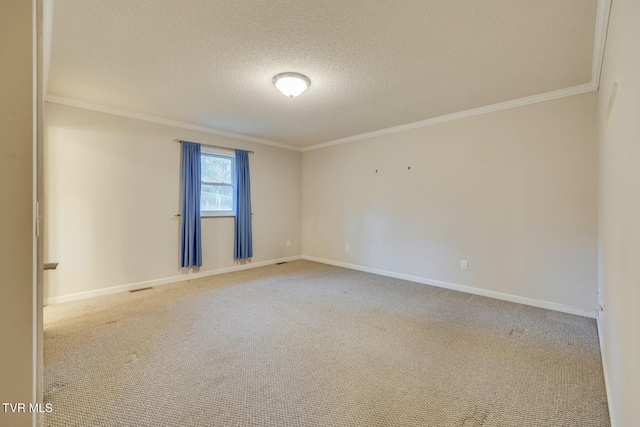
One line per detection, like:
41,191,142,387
200,149,236,217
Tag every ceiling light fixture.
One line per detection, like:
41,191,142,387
272,72,310,97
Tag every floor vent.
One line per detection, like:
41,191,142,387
276,262,288,265
129,287,153,293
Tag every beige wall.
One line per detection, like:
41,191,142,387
597,0,640,424
0,1,36,426
303,93,598,311
44,103,302,300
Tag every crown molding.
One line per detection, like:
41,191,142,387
43,0,53,95
44,95,302,152
592,0,612,89
301,82,597,152
45,0,610,154
302,0,611,153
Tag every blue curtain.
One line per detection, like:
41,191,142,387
235,150,253,259
180,141,202,267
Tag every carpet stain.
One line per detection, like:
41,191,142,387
125,353,139,365
508,327,526,338
461,406,488,426
45,381,67,395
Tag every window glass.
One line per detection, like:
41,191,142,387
200,152,235,215
201,184,234,212
201,154,232,184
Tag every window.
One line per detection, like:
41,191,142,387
200,151,235,216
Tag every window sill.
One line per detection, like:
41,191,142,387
201,214,236,218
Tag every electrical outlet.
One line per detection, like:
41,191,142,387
345,244,350,252
461,260,468,270
286,240,291,247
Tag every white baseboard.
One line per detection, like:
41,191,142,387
597,311,616,427
45,254,598,320
301,255,597,318
44,255,302,306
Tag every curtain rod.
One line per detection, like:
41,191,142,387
174,139,254,154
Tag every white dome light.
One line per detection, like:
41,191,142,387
272,72,311,97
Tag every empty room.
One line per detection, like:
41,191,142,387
1,0,639,426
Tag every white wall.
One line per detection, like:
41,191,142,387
44,103,302,300
0,1,36,426
597,0,640,424
303,92,598,312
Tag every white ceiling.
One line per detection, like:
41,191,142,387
48,0,598,148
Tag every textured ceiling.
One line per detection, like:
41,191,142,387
48,0,597,147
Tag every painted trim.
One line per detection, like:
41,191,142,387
597,311,617,427
44,256,302,305
301,83,597,152
302,255,597,318
42,0,53,96
300,0,612,152
44,95,302,152
46,254,598,319
592,0,612,89
32,1,39,425
44,1,611,154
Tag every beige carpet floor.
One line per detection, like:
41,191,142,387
44,260,610,427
